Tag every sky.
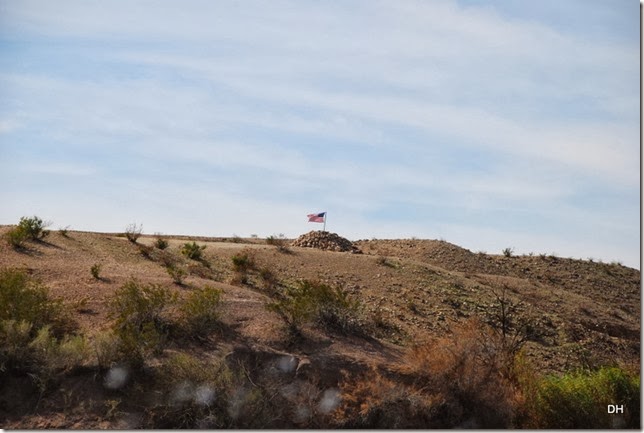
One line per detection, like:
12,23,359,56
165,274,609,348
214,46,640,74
0,0,640,268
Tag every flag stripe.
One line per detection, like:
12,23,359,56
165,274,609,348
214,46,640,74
307,212,326,223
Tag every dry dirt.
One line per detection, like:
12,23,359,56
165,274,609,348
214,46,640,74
0,228,640,428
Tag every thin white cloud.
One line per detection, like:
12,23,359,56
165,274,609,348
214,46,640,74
0,1,637,268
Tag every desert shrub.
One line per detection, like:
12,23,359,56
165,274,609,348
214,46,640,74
483,286,539,370
0,320,33,372
149,352,276,428
108,280,176,365
18,216,50,240
90,263,102,280
266,234,290,253
401,319,517,428
180,286,223,337
266,280,360,336
502,247,514,257
154,234,169,250
125,223,143,243
167,265,187,285
258,267,279,295
93,330,121,370
231,252,254,272
230,251,255,285
5,226,28,249
181,241,206,261
58,226,70,238
0,320,89,388
0,268,70,335
526,367,640,428
336,369,439,428
28,326,89,372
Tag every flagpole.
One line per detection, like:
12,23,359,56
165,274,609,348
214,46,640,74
323,212,327,232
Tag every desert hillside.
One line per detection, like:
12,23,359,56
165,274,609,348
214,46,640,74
0,225,640,428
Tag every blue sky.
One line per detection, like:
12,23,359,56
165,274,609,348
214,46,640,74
0,0,640,268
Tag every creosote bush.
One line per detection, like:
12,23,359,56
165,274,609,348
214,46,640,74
0,268,79,380
0,268,71,335
231,251,256,285
181,242,206,261
266,280,360,336
5,216,50,248
19,216,50,240
5,226,28,249
108,279,176,365
180,285,223,338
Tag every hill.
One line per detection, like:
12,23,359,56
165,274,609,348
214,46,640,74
0,227,640,428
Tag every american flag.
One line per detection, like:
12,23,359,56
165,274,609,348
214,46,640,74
307,212,326,223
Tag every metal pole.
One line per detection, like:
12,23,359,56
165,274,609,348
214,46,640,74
323,212,327,232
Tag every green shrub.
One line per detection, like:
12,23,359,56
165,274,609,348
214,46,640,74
0,320,33,372
266,280,360,336
181,242,206,260
90,263,102,280
28,326,89,372
529,367,640,428
180,286,223,337
18,216,50,240
93,330,121,370
502,247,514,258
5,226,28,249
154,236,169,250
231,251,255,285
0,268,70,335
125,223,143,243
231,252,254,272
108,279,176,365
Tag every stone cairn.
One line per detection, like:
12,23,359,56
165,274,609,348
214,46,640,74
291,231,362,254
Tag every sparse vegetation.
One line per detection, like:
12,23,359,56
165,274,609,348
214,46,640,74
58,226,71,238
258,266,279,295
0,229,639,429
266,234,290,253
181,241,206,261
525,366,640,428
0,268,71,335
5,226,28,249
19,216,50,240
266,279,360,336
179,285,223,338
154,234,169,250
107,279,176,365
167,264,187,285
230,251,255,285
5,216,50,248
90,263,102,280
502,247,514,258
125,223,143,243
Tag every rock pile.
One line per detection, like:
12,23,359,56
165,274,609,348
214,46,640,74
291,231,362,254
